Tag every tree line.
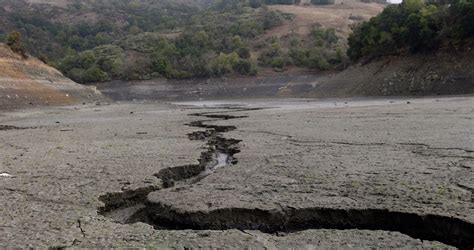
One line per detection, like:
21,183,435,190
347,0,474,61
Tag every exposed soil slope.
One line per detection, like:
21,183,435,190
303,44,474,97
267,0,384,41
0,44,101,110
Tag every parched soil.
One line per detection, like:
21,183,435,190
0,44,102,110
0,97,472,248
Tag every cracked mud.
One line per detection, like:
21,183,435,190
2,97,473,248
98,106,474,249
98,111,245,224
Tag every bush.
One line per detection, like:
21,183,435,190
234,59,258,75
151,52,173,77
93,45,125,77
209,52,239,76
6,31,28,58
59,49,113,83
84,66,109,82
310,26,338,46
258,41,287,69
307,48,330,70
288,47,309,66
270,56,286,68
261,10,284,30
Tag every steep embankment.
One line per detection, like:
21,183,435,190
0,44,101,110
303,44,474,98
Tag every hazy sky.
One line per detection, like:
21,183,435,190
388,0,403,3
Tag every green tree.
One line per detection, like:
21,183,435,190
84,66,109,82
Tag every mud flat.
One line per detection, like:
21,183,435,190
0,96,473,248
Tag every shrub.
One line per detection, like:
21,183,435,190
258,42,286,68
6,31,28,58
84,66,109,82
234,59,258,75
151,52,174,78
209,52,239,76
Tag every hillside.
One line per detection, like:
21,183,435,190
302,42,474,97
266,0,384,40
0,43,101,110
0,0,385,83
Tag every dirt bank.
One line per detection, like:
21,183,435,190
0,44,102,110
306,43,474,98
97,43,474,102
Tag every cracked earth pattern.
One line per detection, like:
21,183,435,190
0,97,473,248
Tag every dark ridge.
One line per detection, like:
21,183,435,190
155,164,207,188
143,205,474,249
0,125,34,130
98,186,159,214
189,113,248,120
187,120,237,133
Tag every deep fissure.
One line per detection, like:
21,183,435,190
98,108,474,249
0,125,34,130
98,110,245,222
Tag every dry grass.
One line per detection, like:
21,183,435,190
266,0,384,40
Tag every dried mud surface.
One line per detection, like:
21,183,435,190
0,97,473,248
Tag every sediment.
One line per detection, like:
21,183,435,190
98,107,474,249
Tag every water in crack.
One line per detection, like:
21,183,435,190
98,109,245,221
199,152,232,178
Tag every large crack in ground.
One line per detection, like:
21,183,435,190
98,107,474,249
0,125,35,130
98,109,246,224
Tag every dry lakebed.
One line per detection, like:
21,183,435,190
1,96,473,249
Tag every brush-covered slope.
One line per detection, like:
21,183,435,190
0,0,384,83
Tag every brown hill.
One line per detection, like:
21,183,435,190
267,0,384,41
0,43,102,110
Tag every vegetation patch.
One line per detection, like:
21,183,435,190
347,0,474,61
0,0,348,83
